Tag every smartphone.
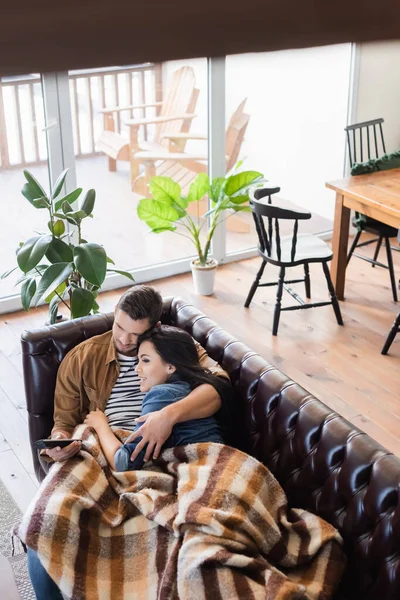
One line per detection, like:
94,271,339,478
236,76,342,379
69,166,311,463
33,439,82,450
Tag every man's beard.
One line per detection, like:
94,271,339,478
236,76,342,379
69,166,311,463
114,340,138,357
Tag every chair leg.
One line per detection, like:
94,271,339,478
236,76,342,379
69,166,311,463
384,237,398,302
347,230,362,266
371,234,383,267
244,260,267,308
322,262,344,325
272,267,285,336
381,312,400,355
304,263,311,299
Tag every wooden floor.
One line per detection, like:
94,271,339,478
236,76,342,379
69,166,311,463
0,243,399,512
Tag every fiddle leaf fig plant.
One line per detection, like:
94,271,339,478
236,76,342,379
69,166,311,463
137,162,264,266
2,169,134,322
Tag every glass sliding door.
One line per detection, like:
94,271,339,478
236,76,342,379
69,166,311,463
0,49,356,314
224,44,353,256
0,73,51,309
67,58,210,288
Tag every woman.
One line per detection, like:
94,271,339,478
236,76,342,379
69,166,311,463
85,325,230,470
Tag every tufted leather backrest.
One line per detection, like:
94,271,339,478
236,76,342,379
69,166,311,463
21,297,400,599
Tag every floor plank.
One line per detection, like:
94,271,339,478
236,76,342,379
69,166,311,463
0,450,38,512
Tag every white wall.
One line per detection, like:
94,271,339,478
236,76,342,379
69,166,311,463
164,46,352,222
354,40,400,154
226,46,352,222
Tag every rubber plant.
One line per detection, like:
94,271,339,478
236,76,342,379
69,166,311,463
1,169,134,323
136,162,264,265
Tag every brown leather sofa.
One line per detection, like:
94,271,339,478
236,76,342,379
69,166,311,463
21,297,400,599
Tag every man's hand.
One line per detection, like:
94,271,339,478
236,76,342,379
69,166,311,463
45,431,81,462
125,410,174,463
84,408,108,432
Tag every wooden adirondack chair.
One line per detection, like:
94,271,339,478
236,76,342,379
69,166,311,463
96,66,199,173
132,99,249,191
132,99,251,232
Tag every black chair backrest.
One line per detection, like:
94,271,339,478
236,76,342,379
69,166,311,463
249,186,311,262
345,118,386,167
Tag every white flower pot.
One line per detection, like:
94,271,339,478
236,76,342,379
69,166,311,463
190,258,218,296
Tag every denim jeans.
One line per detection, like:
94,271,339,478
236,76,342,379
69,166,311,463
27,547,63,600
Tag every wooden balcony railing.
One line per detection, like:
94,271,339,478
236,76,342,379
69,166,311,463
0,63,162,170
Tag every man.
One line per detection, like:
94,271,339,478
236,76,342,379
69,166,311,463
47,284,228,464
28,284,229,598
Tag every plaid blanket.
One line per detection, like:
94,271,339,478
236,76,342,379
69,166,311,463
16,425,345,599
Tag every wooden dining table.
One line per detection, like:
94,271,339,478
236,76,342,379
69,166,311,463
326,168,400,300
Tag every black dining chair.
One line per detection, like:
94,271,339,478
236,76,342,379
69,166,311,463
245,185,343,335
345,118,398,302
381,312,400,355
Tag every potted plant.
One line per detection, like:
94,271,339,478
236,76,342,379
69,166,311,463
1,169,134,322
137,163,264,295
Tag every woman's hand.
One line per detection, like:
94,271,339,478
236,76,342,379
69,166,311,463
84,408,108,432
125,410,174,463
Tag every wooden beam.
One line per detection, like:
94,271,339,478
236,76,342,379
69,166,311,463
0,0,399,75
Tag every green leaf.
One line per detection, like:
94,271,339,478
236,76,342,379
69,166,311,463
54,188,82,211
51,169,69,200
22,170,47,201
137,198,180,231
14,275,28,286
49,296,59,324
52,219,65,237
149,177,181,205
106,256,115,265
45,237,74,264
53,212,77,226
152,226,177,233
32,196,50,209
14,264,47,286
224,203,251,212
21,184,39,205
74,243,107,287
17,235,52,273
70,287,94,318
80,189,95,216
65,209,87,221
92,299,100,313
21,278,36,311
187,173,209,203
225,171,263,196
45,281,67,303
1,266,18,279
62,201,73,214
34,262,73,305
106,269,135,281
210,177,225,204
226,194,250,205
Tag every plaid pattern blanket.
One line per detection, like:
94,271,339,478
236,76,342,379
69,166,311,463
16,425,345,599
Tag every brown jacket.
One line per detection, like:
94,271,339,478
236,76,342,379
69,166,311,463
53,330,229,435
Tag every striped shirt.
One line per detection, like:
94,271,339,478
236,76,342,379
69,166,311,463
104,353,144,429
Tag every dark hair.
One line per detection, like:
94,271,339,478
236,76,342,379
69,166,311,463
137,325,229,398
117,285,163,327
